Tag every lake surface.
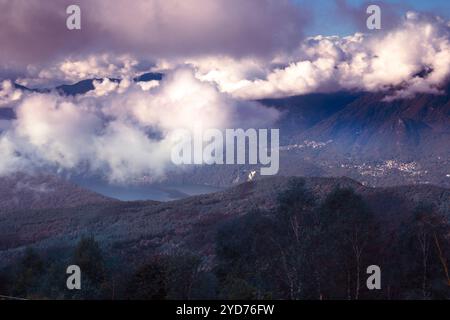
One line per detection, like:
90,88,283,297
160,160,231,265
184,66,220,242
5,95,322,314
71,177,223,201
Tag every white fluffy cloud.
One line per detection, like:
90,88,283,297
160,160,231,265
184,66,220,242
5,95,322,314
9,11,450,101
186,12,450,100
0,80,23,107
1,8,449,183
16,54,144,88
0,68,279,182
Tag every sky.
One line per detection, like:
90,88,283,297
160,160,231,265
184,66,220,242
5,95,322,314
0,0,449,182
1,0,448,76
296,0,450,36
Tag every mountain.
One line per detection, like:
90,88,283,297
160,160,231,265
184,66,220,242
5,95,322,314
12,72,164,96
259,91,361,143
0,173,114,212
0,107,14,120
281,86,450,188
133,72,163,82
5,77,450,188
56,78,118,96
0,176,448,267
159,87,450,188
297,87,450,160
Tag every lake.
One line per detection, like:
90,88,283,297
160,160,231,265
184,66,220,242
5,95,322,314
71,177,223,201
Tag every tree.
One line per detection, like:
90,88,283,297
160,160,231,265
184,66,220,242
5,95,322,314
0,269,10,296
126,256,168,300
69,236,109,299
165,254,201,300
274,178,316,299
73,236,106,286
215,210,281,299
221,277,256,300
316,188,375,300
215,179,319,299
400,203,450,299
12,247,44,297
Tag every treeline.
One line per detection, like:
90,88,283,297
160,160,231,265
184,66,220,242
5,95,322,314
0,179,449,299
0,237,216,300
215,180,450,299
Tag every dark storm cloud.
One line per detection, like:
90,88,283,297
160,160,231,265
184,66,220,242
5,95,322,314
0,0,312,74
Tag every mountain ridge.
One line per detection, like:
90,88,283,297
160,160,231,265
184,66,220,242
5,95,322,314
0,175,448,268
0,173,115,212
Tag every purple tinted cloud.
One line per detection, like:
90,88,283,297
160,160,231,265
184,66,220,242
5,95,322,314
0,0,311,74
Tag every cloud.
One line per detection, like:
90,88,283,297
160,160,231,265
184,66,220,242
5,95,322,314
0,0,310,75
1,4,449,184
186,12,450,100
4,2,448,102
0,80,22,107
88,77,133,97
0,68,279,182
15,54,144,88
